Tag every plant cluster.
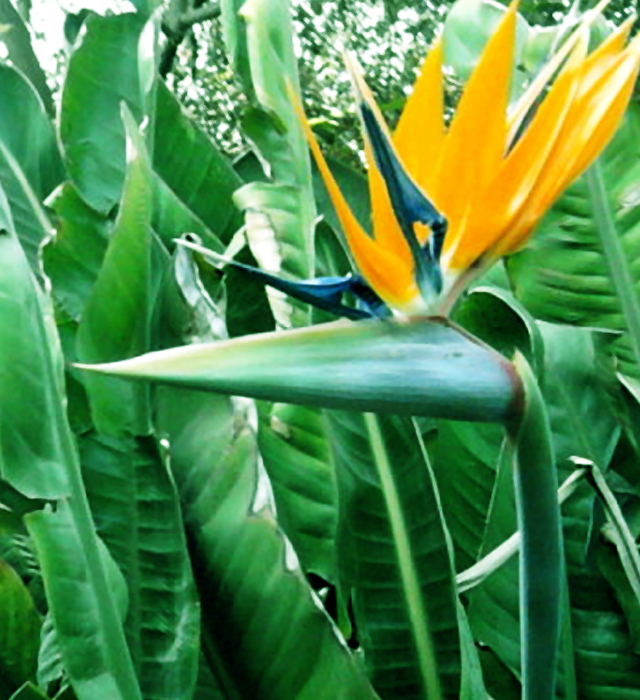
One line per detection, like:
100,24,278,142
1,2,640,700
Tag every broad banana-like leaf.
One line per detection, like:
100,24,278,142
258,403,338,583
153,264,377,699
76,107,154,437
0,0,54,117
79,433,200,700
43,183,110,321
222,0,317,327
60,13,146,212
443,0,529,87
77,317,521,423
153,82,244,244
0,189,68,499
0,164,141,700
26,503,140,700
327,410,461,700
157,385,379,700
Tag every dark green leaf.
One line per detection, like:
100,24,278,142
223,0,316,326
0,0,54,116
327,411,461,700
432,421,504,570
151,175,225,253
43,183,110,321
0,191,68,499
0,558,41,691
258,403,337,581
26,501,141,700
153,81,243,244
80,433,200,700
156,386,379,700
0,62,63,274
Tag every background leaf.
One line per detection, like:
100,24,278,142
258,403,338,582
0,63,63,274
156,384,379,700
26,503,139,700
0,192,68,499
0,558,41,693
79,433,200,700
60,13,146,213
76,108,155,436
327,411,461,700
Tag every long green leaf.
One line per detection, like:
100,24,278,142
153,251,377,699
0,0,54,117
327,411,461,700
153,82,244,245
155,385,379,700
0,195,68,499
79,433,200,700
258,403,338,582
432,421,504,571
43,183,110,321
76,318,521,422
76,107,154,436
26,502,140,700
0,179,140,700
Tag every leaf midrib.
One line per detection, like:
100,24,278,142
364,413,443,700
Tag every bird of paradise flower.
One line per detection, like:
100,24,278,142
299,0,640,316
180,1,640,322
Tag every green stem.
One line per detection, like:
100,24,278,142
586,161,640,368
509,355,562,700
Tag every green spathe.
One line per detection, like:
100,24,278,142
77,317,522,423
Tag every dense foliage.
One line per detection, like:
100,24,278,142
1,1,640,700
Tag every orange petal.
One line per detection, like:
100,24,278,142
364,139,414,263
293,93,420,312
574,16,635,97
446,31,587,269
556,48,640,194
343,51,437,259
500,44,640,252
393,39,445,197
437,1,516,258
507,0,615,145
